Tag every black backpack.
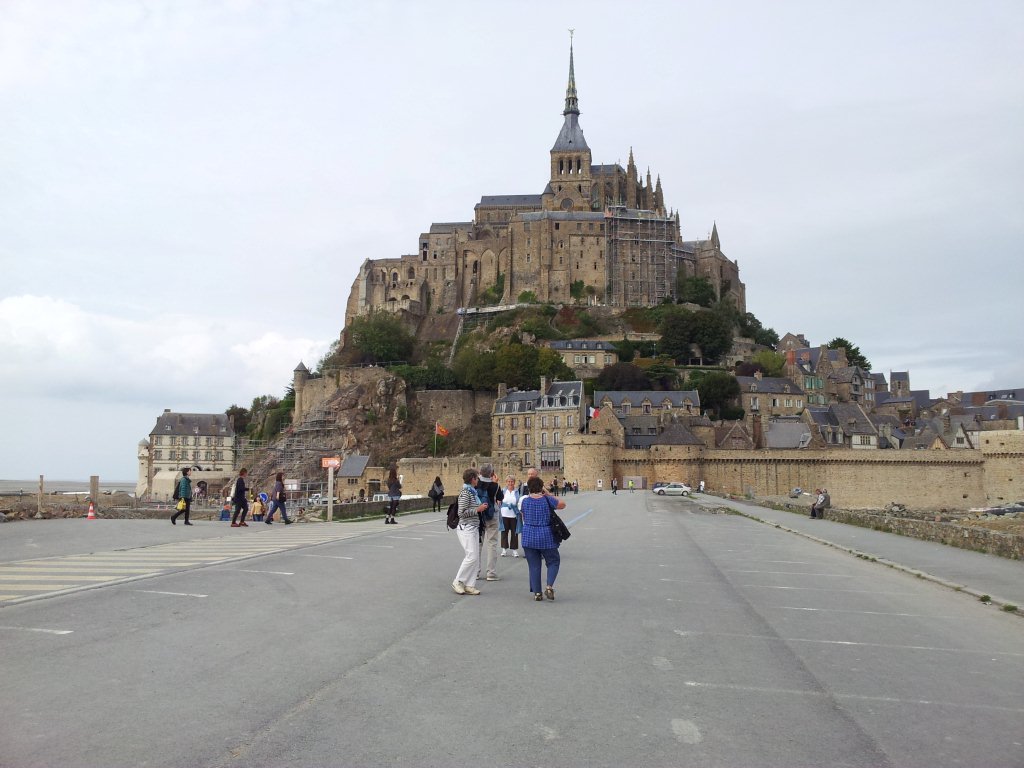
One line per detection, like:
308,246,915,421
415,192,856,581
446,500,460,530
172,480,180,501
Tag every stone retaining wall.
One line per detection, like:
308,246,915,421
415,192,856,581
820,508,1024,560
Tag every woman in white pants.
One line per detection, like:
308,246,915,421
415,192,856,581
453,468,488,595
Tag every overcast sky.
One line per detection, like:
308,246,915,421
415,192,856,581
2,0,1022,482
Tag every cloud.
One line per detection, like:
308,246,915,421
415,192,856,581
0,294,331,405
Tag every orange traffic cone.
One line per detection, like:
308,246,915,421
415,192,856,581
86,501,96,520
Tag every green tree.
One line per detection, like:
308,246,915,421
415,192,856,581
690,309,735,364
697,371,741,418
676,275,717,307
569,280,585,302
751,349,786,377
595,362,653,391
827,337,871,370
346,312,415,364
737,311,779,348
452,346,498,390
225,404,250,435
658,307,695,363
642,358,681,390
535,347,574,383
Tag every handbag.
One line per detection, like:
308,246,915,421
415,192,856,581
175,499,186,512
547,496,571,543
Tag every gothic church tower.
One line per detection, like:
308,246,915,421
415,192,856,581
544,38,593,212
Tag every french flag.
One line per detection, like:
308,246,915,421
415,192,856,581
588,406,599,419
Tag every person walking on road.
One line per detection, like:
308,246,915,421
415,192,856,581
628,479,635,493
266,472,292,524
385,467,401,524
429,475,445,513
230,468,250,527
170,467,193,525
698,480,705,493
499,474,522,557
453,468,488,596
520,475,565,601
477,464,502,581
611,477,617,495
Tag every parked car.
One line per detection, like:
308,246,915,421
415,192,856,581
654,482,691,496
652,482,669,491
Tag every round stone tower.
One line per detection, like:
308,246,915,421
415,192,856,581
563,432,615,492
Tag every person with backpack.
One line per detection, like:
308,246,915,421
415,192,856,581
229,468,249,528
476,464,502,581
452,468,488,596
266,472,292,524
520,475,566,601
428,475,445,513
170,467,193,526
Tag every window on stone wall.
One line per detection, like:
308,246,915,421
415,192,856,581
498,435,504,447
525,416,532,428
498,418,504,429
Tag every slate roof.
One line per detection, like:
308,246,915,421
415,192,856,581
428,222,472,233
592,163,624,175
151,411,233,438
736,376,804,395
829,403,877,435
624,419,704,449
890,371,910,384
871,372,888,390
495,381,584,413
963,388,1024,404
551,112,589,152
476,194,543,208
339,455,370,478
595,390,701,410
764,421,813,449
518,210,605,222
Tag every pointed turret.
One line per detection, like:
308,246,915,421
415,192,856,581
626,148,637,208
655,175,664,215
711,221,720,249
550,38,589,153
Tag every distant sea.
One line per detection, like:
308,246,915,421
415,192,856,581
0,479,136,496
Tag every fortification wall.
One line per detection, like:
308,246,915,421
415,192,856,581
978,430,1024,505
414,390,494,433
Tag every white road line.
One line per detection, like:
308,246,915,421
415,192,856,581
673,629,1024,657
228,569,295,575
388,536,424,541
0,625,74,635
724,570,857,577
681,680,1024,714
355,544,394,549
133,590,208,598
742,584,914,595
779,606,963,619
298,555,354,560
0,574,120,581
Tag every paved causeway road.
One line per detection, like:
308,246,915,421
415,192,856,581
1,493,1021,767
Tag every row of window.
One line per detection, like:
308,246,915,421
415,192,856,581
153,436,230,447
573,354,614,365
497,431,569,448
749,397,804,409
153,450,225,461
497,414,575,429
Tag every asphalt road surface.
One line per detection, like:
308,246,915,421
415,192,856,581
1,492,1021,767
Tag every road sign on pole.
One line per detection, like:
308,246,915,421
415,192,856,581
322,457,341,522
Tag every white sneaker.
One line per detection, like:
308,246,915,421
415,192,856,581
512,550,520,558
452,581,466,595
500,549,507,557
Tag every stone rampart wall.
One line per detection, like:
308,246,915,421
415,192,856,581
821,508,1023,560
414,390,494,433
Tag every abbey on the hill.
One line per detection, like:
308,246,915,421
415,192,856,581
345,40,745,326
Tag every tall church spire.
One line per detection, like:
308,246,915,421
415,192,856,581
564,32,579,116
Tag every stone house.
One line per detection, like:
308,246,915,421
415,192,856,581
492,377,586,473
594,389,701,419
548,339,618,379
828,365,875,406
735,372,805,425
137,410,235,497
804,403,880,449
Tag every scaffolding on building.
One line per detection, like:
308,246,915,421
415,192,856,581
605,207,679,308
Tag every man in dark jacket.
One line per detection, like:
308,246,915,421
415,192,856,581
230,468,249,527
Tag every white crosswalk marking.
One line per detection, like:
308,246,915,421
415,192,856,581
0,523,420,604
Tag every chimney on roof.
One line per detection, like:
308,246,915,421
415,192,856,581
753,370,763,380
164,408,171,413
540,376,548,394
497,383,508,399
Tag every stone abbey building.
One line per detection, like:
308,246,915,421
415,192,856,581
345,42,745,326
